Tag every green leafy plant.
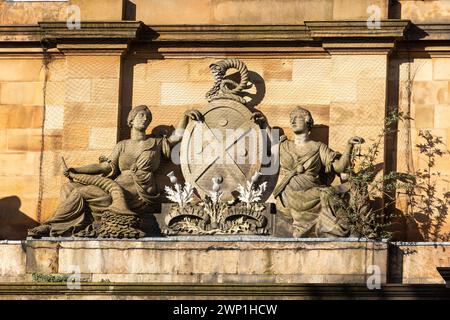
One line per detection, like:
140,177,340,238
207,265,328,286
402,130,450,241
334,111,413,240
32,272,70,283
336,110,450,241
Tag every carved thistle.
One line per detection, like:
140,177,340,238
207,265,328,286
162,172,270,235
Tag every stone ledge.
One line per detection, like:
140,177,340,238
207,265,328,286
390,242,450,284
0,283,449,300
0,238,388,284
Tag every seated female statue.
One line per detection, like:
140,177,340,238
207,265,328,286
255,106,364,237
28,105,202,238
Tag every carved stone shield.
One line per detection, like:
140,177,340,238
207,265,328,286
180,99,264,200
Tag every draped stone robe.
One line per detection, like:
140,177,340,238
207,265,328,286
43,136,170,237
274,137,349,237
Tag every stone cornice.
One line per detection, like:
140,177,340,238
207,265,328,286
1,20,442,56
0,21,144,54
143,24,312,42
134,21,411,57
303,20,410,55
305,20,410,39
0,283,449,299
0,25,42,42
406,23,450,41
39,21,143,40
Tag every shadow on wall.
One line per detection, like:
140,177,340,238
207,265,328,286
123,0,136,20
0,196,38,240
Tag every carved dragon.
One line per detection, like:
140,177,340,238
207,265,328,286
205,58,251,104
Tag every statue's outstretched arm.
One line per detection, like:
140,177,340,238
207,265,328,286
332,136,365,174
65,161,112,176
168,109,203,144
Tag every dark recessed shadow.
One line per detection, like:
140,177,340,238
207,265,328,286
273,126,285,138
0,196,38,240
388,0,401,19
123,0,136,20
119,58,148,141
150,124,175,138
310,124,329,145
138,25,161,41
222,70,266,110
405,23,429,41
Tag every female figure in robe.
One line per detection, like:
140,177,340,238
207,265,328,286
28,105,202,237
255,107,364,237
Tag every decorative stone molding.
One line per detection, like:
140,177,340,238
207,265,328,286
0,21,144,54
408,24,450,41
133,21,410,57
304,20,410,55
305,20,410,39
0,283,449,300
3,20,450,57
0,20,421,56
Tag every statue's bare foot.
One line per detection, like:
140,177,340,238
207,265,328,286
28,225,51,238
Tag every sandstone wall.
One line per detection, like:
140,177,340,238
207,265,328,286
0,0,123,25
392,56,450,239
39,54,123,223
131,55,388,150
399,0,450,23
128,54,388,193
132,0,388,24
1,0,449,26
0,57,45,239
0,0,448,240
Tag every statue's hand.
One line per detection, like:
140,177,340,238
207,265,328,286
184,109,203,122
348,136,365,146
250,111,267,127
63,167,76,178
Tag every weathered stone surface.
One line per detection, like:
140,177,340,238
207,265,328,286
263,60,293,81
0,59,45,82
6,129,42,152
88,127,117,150
61,123,89,150
160,82,212,106
395,243,450,284
0,105,43,129
44,105,64,130
49,238,387,284
434,105,450,129
400,0,450,23
146,59,189,82
0,241,26,280
134,0,387,25
65,79,91,103
0,152,40,176
0,82,43,106
132,81,161,106
91,79,120,104
332,0,388,20
26,240,59,274
0,0,122,25
6,240,450,285
0,239,389,283
67,56,120,79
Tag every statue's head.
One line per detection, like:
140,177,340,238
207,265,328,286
127,105,152,131
290,107,314,134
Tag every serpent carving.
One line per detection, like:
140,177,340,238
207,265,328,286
205,58,251,103
61,157,144,239
62,157,136,216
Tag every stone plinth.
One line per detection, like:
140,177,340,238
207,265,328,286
390,242,450,284
0,241,26,282
1,238,387,284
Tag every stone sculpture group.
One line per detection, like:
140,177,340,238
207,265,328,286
28,59,365,239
